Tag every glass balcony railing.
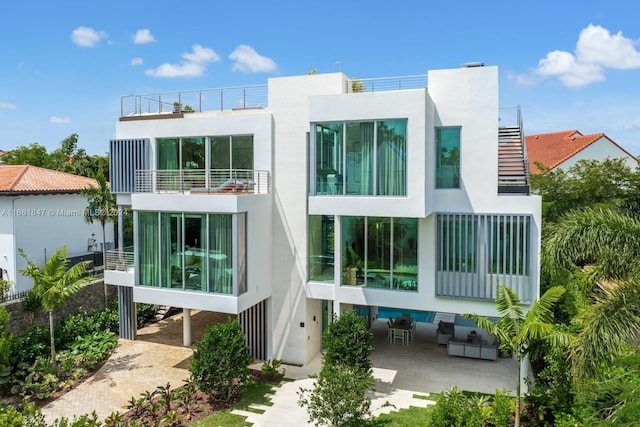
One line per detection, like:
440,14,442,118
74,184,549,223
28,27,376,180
134,169,270,194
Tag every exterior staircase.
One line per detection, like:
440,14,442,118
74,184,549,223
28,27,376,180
498,124,529,194
153,305,173,322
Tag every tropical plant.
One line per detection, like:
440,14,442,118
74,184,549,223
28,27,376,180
81,171,117,306
542,206,640,379
298,310,375,427
464,284,568,427
190,318,253,402
19,246,90,364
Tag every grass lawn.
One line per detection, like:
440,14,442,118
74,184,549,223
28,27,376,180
189,379,277,426
373,406,433,426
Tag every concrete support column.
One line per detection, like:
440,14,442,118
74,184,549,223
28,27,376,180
117,205,123,250
183,308,192,347
118,286,137,340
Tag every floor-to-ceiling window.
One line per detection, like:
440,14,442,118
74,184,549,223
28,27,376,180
137,211,245,295
436,127,461,189
309,215,335,282
342,216,418,290
377,120,407,195
312,120,407,196
315,123,344,195
138,212,159,287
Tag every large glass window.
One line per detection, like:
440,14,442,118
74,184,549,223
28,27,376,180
209,135,254,170
315,123,343,195
313,120,407,196
209,214,233,293
436,127,461,189
138,212,159,287
160,213,182,288
377,120,407,195
342,216,418,290
137,211,244,295
309,215,335,282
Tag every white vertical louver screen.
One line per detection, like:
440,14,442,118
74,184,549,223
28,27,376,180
436,213,532,303
109,139,150,193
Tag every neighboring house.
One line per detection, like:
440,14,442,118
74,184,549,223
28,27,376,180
0,165,115,291
105,65,541,372
526,130,637,174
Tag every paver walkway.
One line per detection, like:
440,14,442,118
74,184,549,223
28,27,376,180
40,312,512,425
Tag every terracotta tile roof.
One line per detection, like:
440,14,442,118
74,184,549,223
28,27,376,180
0,165,98,194
525,130,636,174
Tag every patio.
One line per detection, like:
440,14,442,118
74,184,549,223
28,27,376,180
368,318,518,395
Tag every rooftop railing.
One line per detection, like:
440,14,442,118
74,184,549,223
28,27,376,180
134,169,271,194
120,74,429,117
120,84,268,117
346,74,428,93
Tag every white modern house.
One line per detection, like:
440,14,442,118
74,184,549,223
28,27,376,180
0,165,114,291
106,64,541,367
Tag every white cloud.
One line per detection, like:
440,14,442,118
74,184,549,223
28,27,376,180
145,62,206,78
131,57,144,66
517,24,640,88
145,44,220,78
133,29,156,44
71,26,108,47
50,116,71,124
182,45,220,63
229,45,277,73
0,101,17,109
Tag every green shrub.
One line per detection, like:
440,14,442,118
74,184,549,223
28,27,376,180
261,359,284,381
427,386,475,427
490,389,514,427
136,303,157,327
21,289,42,312
298,363,374,427
9,326,50,365
190,318,253,402
322,310,373,372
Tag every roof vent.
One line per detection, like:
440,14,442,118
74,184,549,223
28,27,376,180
461,62,485,68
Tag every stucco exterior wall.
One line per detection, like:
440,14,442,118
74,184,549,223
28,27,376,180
1,193,113,292
555,137,638,171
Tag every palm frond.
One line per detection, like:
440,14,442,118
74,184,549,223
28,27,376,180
570,278,640,379
542,207,640,281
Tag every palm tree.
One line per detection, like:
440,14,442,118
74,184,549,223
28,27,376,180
19,246,90,364
465,284,568,427
542,206,640,378
82,171,117,306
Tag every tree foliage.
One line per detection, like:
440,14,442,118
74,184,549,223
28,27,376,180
530,158,640,224
190,318,253,402
322,309,373,372
298,310,374,427
19,246,90,363
1,133,109,178
542,207,640,379
465,285,569,427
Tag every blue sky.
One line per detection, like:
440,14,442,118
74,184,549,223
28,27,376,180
2,1,640,156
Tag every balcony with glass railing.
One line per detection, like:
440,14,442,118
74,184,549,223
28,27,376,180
134,169,270,194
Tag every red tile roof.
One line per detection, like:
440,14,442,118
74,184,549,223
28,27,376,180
525,130,636,174
0,165,98,194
